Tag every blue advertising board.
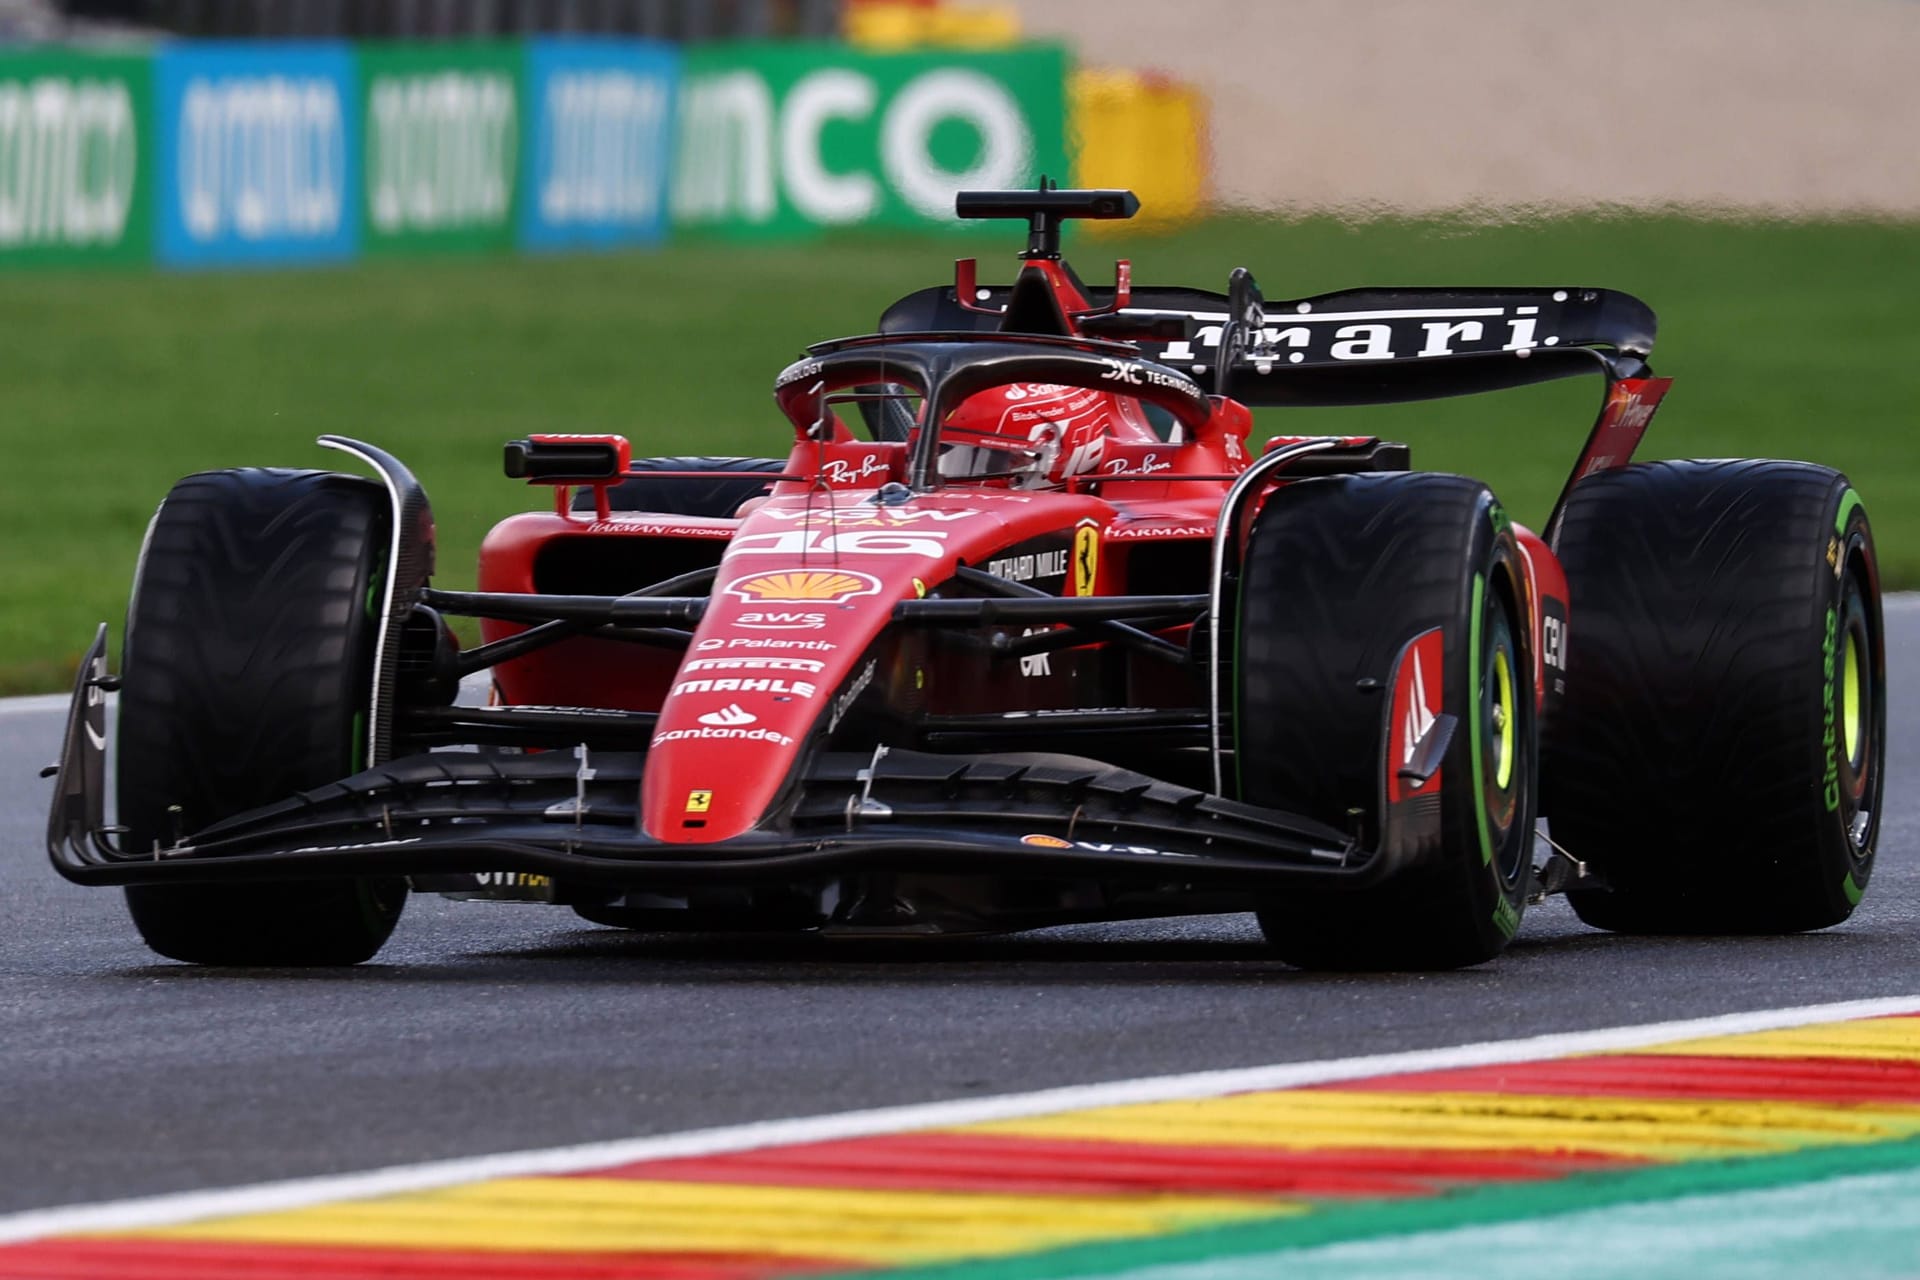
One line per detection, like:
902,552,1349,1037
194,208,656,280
519,39,677,253
155,42,359,267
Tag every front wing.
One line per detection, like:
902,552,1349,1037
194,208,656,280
47,630,1441,900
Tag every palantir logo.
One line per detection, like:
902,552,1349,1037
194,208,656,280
180,75,345,242
0,77,137,249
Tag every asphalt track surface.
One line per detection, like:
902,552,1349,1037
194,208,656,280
1,601,1916,1217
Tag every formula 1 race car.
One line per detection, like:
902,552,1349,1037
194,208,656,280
47,187,1885,970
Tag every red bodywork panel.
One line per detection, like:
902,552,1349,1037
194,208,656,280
480,250,1590,850
1514,525,1570,715
1570,377,1671,484
481,441,1220,846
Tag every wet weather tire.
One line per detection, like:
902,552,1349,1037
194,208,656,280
1546,461,1882,933
1241,473,1536,970
118,469,407,966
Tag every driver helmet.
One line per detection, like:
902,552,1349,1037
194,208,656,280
938,382,1144,488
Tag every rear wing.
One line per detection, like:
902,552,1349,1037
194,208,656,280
881,268,1669,541
881,276,1657,405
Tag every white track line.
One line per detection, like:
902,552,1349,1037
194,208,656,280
4,993,1919,1246
0,679,492,717
0,694,73,717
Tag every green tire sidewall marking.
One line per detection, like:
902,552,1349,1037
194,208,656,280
1468,571,1493,869
1830,484,1868,902
1833,486,1863,537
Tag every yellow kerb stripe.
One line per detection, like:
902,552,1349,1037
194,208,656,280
956,1091,1920,1161
103,1178,1292,1265
1621,1020,1920,1061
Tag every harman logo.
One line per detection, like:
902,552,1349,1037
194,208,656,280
698,703,756,727
726,569,882,604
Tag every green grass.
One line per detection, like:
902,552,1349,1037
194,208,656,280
2,213,1915,694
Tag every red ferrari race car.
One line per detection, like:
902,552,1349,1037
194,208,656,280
47,188,1885,970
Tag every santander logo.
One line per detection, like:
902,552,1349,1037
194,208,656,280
698,704,756,727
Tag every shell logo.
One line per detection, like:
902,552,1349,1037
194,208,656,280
1020,834,1073,849
725,569,883,604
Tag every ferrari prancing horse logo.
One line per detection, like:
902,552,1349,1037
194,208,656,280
685,790,713,813
1073,522,1100,596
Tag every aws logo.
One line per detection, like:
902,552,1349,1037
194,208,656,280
725,570,882,604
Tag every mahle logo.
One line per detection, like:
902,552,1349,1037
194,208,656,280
675,63,1035,228
368,70,515,235
0,77,136,248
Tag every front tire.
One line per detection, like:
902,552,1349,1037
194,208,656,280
1238,473,1536,970
118,469,407,965
1546,460,1883,933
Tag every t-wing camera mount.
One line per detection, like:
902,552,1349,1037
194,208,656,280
954,180,1141,260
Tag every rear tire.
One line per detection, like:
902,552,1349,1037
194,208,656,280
1239,474,1536,970
118,469,407,966
1546,460,1882,933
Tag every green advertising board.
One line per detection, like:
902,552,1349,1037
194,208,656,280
358,41,521,255
672,42,1067,238
0,49,151,267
